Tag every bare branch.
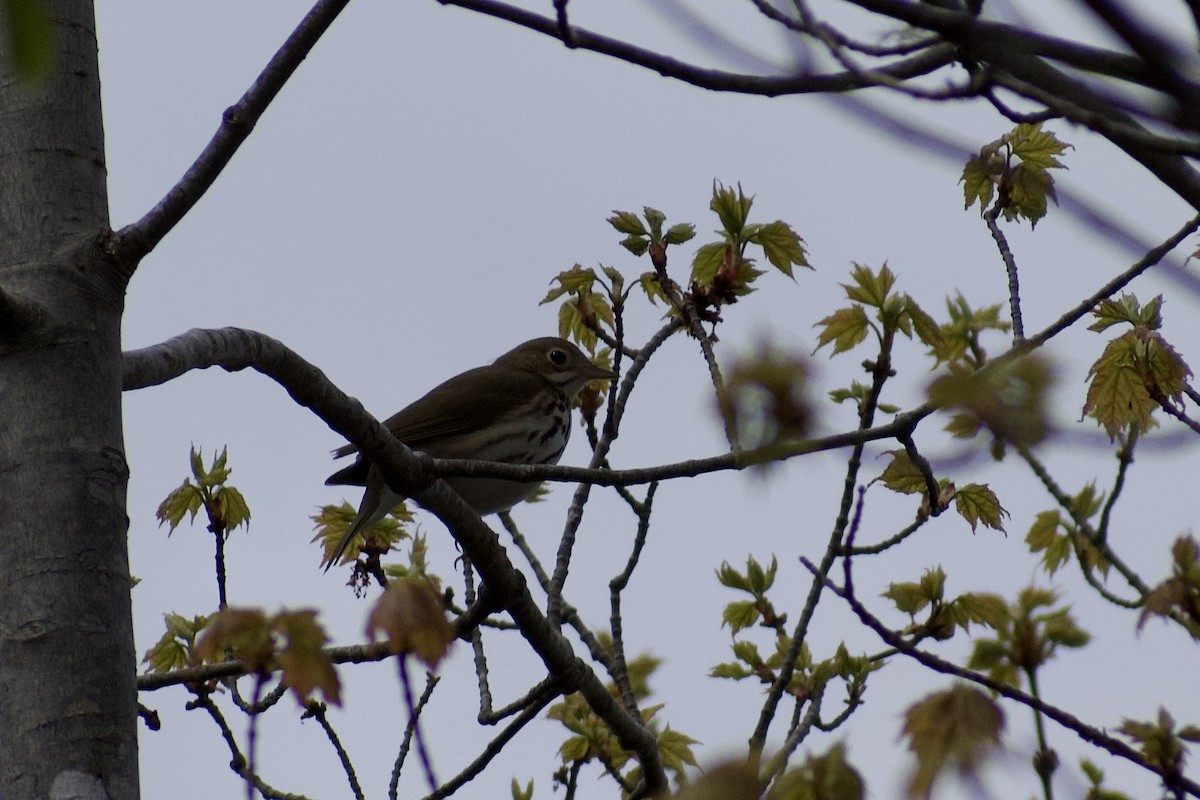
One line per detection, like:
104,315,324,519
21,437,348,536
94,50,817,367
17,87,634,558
422,684,559,800
112,0,352,265
984,200,1025,343
438,0,959,95
1025,214,1200,348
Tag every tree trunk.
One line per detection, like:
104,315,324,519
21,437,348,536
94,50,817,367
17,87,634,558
0,1,138,796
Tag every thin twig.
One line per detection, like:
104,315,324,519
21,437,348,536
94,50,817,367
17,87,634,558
608,482,658,716
985,200,1024,343
304,702,364,800
1024,214,1200,348
461,558,494,719
838,511,930,556
749,325,897,752
547,321,679,627
421,684,560,800
1158,396,1200,435
392,668,440,798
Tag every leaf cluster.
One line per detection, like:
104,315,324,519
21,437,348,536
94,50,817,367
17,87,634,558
142,612,211,674
815,263,940,361
688,182,809,308
311,501,413,568
192,607,342,706
714,558,876,704
1116,708,1200,788
878,451,1008,533
156,446,251,536
1139,535,1200,638
967,586,1090,687
882,566,1007,641
548,639,699,793
961,122,1071,227
1083,294,1192,438
1024,483,1110,577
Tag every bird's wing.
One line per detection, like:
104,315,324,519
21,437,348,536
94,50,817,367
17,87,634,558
328,365,544,467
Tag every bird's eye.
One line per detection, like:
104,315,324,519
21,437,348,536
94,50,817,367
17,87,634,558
548,348,568,366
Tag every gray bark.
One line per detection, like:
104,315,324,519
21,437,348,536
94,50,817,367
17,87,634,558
0,1,138,797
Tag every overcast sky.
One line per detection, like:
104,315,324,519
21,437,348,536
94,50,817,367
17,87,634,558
97,2,1200,798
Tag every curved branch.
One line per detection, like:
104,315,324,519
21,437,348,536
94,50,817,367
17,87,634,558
123,329,933,485
121,327,668,794
112,0,352,266
438,0,959,95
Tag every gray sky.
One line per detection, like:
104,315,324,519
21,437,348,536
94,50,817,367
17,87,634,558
101,2,1200,798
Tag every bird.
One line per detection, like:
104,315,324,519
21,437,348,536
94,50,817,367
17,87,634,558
324,337,615,569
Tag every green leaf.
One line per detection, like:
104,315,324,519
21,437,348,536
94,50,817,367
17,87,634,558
954,483,1007,533
951,592,1009,631
717,561,750,592
620,235,650,256
745,555,777,594
540,265,597,305
510,777,534,800
638,272,670,305
1004,161,1055,227
664,222,696,245
156,482,203,534
841,262,895,308
877,450,926,495
711,182,752,237
710,661,753,680
961,153,1000,211
814,306,870,355
1026,510,1071,575
882,580,930,616
1089,294,1152,332
657,726,700,773
643,206,666,238
901,295,944,350
722,600,760,634
902,685,1004,800
748,219,809,277
691,241,728,287
731,639,764,668
216,486,252,532
1008,122,1071,169
1141,329,1191,402
608,210,646,236
1083,330,1158,437
1071,482,1104,521
919,566,946,602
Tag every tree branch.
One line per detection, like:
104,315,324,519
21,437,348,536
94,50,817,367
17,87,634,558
112,0,352,265
120,326,668,794
437,0,959,96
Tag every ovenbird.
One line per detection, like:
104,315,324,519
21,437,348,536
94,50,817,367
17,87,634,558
325,337,614,568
